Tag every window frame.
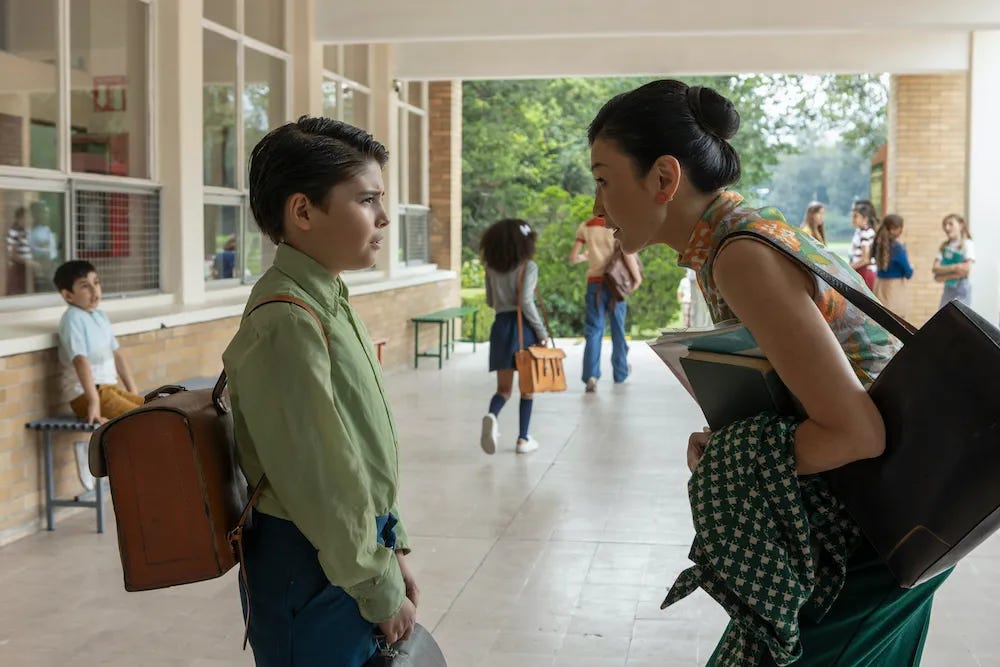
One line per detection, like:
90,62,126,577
321,44,373,131
0,0,160,308
202,0,291,285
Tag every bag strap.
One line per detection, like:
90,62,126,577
516,263,555,351
222,294,329,650
723,230,917,343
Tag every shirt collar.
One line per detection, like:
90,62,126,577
271,243,346,314
678,191,745,271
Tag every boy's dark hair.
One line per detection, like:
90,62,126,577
588,80,742,193
479,219,537,273
53,260,97,292
248,116,390,245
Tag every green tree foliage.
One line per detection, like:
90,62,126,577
462,75,886,334
762,138,872,244
462,75,799,247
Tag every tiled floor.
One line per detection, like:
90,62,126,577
1,340,998,666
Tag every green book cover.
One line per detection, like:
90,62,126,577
679,350,805,431
656,319,762,356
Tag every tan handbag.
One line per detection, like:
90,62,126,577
514,263,567,394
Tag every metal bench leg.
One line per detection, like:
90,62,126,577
445,320,451,360
414,322,420,368
96,476,105,533
437,322,443,369
43,432,55,531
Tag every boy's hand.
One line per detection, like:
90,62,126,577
84,394,106,425
85,402,107,425
378,597,416,644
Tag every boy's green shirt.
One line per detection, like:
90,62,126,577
223,243,408,623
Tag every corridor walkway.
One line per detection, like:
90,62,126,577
0,340,996,666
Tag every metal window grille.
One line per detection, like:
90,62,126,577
73,186,160,294
399,204,429,265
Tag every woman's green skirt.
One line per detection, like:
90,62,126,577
709,541,953,666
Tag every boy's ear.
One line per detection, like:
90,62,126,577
285,193,312,233
59,288,73,303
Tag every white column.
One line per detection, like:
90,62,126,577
968,31,1000,324
289,0,323,117
158,0,205,305
369,44,401,277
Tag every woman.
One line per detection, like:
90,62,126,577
588,80,950,666
801,201,827,246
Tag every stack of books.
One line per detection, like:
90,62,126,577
649,320,804,430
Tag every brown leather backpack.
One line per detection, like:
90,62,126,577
88,295,325,593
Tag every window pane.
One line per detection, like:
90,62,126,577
244,215,276,280
203,0,236,29
342,86,368,130
245,0,285,50
204,204,240,281
2,189,64,296
244,49,286,172
407,82,423,107
203,31,238,188
408,112,423,205
74,188,159,293
323,45,340,73
342,45,368,85
322,80,338,119
69,0,150,179
0,0,59,170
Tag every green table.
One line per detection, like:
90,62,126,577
411,306,478,369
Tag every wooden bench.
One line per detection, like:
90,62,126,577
411,306,478,369
24,376,217,533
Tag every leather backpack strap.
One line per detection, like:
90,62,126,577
229,475,268,650
533,284,555,349
723,230,917,343
516,263,527,351
225,294,330,650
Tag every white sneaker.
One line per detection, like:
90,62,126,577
74,441,96,492
585,377,598,393
480,414,499,455
516,436,539,454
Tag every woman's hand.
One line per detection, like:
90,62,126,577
396,551,420,609
687,427,711,472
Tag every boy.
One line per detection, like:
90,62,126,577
54,260,142,425
222,117,417,664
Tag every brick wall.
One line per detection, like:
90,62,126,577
887,74,969,326
0,279,458,544
428,81,462,271
351,278,461,369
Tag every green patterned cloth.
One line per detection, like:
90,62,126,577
662,414,860,666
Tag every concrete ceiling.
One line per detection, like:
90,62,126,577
314,0,999,78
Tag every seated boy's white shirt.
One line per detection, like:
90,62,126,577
57,306,120,401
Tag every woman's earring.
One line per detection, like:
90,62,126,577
656,192,668,205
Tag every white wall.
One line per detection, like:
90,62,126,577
968,31,1000,324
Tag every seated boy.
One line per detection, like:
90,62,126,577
54,260,142,425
